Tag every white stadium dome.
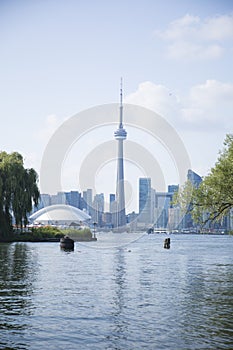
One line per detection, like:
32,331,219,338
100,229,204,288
29,204,91,225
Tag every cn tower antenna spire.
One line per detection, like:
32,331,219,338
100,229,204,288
119,77,123,128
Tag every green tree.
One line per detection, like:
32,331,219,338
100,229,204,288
0,151,40,239
176,134,233,226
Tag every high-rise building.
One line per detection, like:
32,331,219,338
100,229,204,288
155,192,172,210
185,169,202,228
138,177,152,223
167,185,182,230
83,189,93,216
168,184,179,194
154,191,172,228
93,193,104,225
57,192,66,204
109,194,116,213
168,207,183,230
102,212,112,228
65,191,80,208
38,193,51,209
50,192,66,205
187,169,202,188
154,207,167,228
114,80,127,228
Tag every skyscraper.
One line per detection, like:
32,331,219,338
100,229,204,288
138,177,152,223
93,193,104,225
187,169,202,188
65,191,80,208
185,169,202,228
109,194,116,213
83,188,93,216
114,80,127,227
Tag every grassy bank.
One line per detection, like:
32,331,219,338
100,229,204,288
9,226,96,242
60,227,97,241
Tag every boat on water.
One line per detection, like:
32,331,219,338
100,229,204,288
147,228,170,234
147,228,154,234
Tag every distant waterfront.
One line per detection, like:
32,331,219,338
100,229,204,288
0,234,233,349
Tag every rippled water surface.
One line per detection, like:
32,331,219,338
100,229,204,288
0,234,233,349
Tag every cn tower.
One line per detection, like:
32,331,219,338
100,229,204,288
114,79,127,228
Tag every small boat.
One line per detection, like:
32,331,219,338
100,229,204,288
147,228,154,234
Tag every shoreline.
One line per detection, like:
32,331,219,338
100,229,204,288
0,236,97,243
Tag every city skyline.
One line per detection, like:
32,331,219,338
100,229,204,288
1,1,233,214
38,169,230,231
39,176,178,209
38,173,182,216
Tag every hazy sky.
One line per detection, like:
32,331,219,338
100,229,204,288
1,0,233,212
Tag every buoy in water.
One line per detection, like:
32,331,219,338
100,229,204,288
60,236,74,251
164,237,170,249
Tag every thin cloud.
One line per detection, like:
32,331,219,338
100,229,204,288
125,80,233,130
155,13,233,60
167,41,223,60
181,79,233,127
125,81,180,120
202,14,233,40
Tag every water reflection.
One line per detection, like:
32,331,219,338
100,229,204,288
0,243,37,349
110,249,128,348
167,252,233,349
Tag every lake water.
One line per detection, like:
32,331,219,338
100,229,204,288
0,233,233,349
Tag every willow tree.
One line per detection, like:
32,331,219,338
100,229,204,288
176,134,233,226
0,151,40,239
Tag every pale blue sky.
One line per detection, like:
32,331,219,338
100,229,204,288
1,0,233,211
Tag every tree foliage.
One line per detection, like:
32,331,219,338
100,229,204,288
0,151,40,239
176,134,233,226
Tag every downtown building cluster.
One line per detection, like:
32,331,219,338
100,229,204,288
137,170,232,233
36,168,232,232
